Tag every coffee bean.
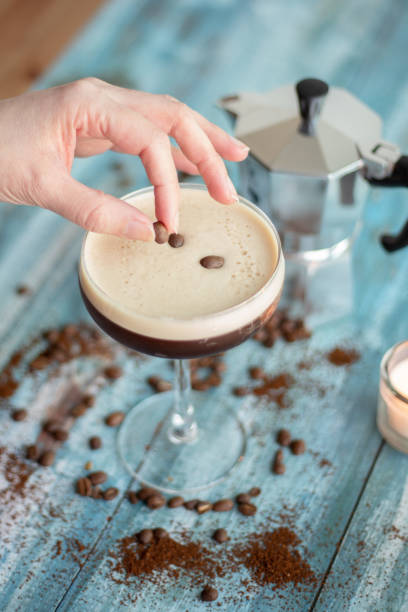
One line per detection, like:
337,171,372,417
238,502,257,516
88,471,107,485
168,496,184,508
89,436,102,450
273,461,286,475
138,529,154,544
155,379,172,393
153,221,169,244
43,419,58,433
213,499,234,512
196,501,212,514
137,487,158,501
200,255,224,269
213,528,229,543
147,494,166,510
91,486,102,499
249,486,261,497
38,451,55,467
201,586,218,602
290,439,306,455
83,394,95,407
30,356,49,370
249,366,265,380
138,487,159,501
214,361,226,374
206,373,222,387
16,284,31,295
184,499,199,510
275,449,284,463
103,487,119,500
53,429,69,442
26,444,39,461
154,527,168,540
76,477,92,497
192,380,211,392
71,403,87,418
236,493,251,504
105,411,125,427
277,428,291,446
128,491,139,505
84,461,93,471
104,365,123,380
168,233,184,248
12,408,27,421
233,386,251,397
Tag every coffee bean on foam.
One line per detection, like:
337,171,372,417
168,233,184,248
200,255,224,269
153,221,169,244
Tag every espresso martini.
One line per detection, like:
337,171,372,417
79,186,283,358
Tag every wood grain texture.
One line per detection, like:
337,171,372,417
0,0,407,610
0,0,106,98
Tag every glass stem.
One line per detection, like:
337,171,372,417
168,359,198,444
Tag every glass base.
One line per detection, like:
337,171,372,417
377,412,408,454
117,391,247,494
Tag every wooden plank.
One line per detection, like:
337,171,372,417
0,0,407,609
0,0,107,98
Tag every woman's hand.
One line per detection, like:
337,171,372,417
0,78,249,240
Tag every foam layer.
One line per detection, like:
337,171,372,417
80,186,284,341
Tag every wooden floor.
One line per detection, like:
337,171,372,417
0,0,106,98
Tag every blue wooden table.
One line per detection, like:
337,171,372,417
1,1,408,610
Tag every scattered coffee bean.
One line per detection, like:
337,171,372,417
248,486,261,497
233,386,251,397
38,451,55,467
105,411,125,427
214,361,227,374
200,255,224,269
196,501,212,514
206,373,222,387
43,419,58,433
128,491,139,505
104,365,123,380
184,499,199,511
236,493,251,504
155,379,172,393
277,428,291,446
103,487,119,500
213,528,229,543
147,494,166,510
138,529,154,545
168,233,184,248
154,527,168,540
83,394,95,407
273,459,286,475
213,499,234,512
71,403,87,418
249,366,265,380
26,444,39,461
11,408,27,422
88,471,107,485
92,486,102,499
89,436,102,450
168,496,184,508
192,380,211,392
138,487,159,501
290,439,306,455
238,502,257,516
76,477,92,497
16,284,31,295
154,221,169,244
275,449,284,463
84,461,93,471
53,429,69,442
201,586,218,602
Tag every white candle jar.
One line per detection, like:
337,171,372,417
378,340,408,454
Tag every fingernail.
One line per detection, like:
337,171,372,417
231,136,250,152
227,176,239,203
123,219,154,241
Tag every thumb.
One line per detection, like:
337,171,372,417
44,175,154,241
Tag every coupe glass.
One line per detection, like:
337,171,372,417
79,184,284,493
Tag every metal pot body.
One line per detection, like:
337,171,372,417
239,155,369,263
